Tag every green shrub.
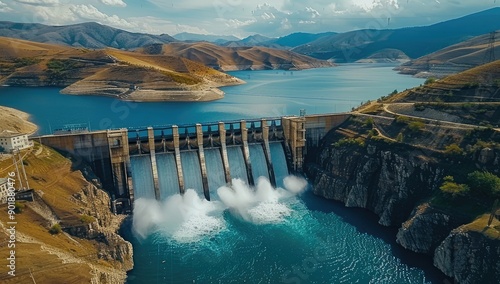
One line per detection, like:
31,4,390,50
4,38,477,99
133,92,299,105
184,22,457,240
49,223,62,235
363,118,374,128
332,137,365,148
440,176,469,198
408,121,425,132
467,171,500,198
444,143,464,156
396,116,411,124
424,77,436,85
79,214,95,224
396,132,404,142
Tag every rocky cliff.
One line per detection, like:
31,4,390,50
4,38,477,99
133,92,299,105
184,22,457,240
308,141,444,226
434,225,500,284
307,137,500,283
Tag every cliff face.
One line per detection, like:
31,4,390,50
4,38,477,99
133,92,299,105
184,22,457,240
72,181,134,273
308,143,443,226
307,139,500,283
396,204,465,254
434,229,500,283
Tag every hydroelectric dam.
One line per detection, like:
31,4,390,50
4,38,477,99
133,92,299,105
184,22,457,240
34,113,351,213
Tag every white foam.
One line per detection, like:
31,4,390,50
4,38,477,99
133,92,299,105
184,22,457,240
132,175,309,241
217,176,308,224
283,175,308,194
132,189,226,243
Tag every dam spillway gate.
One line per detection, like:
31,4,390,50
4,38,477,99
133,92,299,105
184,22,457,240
36,113,351,212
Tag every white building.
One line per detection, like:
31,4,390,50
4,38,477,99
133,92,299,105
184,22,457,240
0,178,9,204
0,130,33,152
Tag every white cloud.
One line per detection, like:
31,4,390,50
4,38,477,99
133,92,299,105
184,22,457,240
70,4,136,29
13,0,59,6
0,0,12,12
99,0,126,8
2,0,498,37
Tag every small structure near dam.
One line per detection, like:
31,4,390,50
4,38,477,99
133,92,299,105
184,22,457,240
35,113,350,212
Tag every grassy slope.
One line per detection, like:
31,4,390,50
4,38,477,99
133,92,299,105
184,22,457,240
0,144,122,283
350,61,500,237
148,42,333,70
399,32,500,71
0,36,241,92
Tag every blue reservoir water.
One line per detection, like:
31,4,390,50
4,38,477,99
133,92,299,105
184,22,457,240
0,65,424,135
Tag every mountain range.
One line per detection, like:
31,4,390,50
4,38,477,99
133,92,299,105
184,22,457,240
396,31,500,77
139,42,332,71
292,7,500,62
0,21,176,49
1,8,499,64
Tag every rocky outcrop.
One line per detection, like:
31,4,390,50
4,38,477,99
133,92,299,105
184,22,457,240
307,137,500,283
396,204,466,254
70,181,134,272
434,229,500,283
308,142,443,226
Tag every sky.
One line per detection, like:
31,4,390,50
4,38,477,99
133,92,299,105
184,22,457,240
0,0,498,38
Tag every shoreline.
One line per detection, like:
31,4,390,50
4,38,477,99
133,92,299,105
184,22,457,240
0,105,38,135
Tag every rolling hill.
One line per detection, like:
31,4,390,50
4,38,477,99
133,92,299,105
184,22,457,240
396,31,500,78
0,21,176,49
0,37,243,102
139,42,333,71
292,8,500,62
389,60,500,104
173,32,240,44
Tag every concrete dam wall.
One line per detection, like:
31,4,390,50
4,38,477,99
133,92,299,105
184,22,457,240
35,113,351,212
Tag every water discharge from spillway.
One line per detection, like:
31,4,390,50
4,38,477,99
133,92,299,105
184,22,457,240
132,176,308,243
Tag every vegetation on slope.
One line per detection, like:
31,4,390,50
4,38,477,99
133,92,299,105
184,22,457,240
342,60,500,237
0,144,131,283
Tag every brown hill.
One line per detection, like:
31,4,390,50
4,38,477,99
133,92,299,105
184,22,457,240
390,60,500,103
0,106,37,134
396,31,500,78
139,42,334,71
0,37,243,102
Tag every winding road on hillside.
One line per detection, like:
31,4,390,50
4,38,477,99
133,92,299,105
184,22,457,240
381,103,500,132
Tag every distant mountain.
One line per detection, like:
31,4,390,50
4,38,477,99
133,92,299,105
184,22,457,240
139,42,333,71
396,31,500,78
224,34,276,47
173,32,240,44
0,21,176,49
356,49,410,64
293,8,500,62
272,32,337,48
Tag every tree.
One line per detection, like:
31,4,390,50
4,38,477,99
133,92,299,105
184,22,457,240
440,176,469,198
424,77,436,85
468,171,500,198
